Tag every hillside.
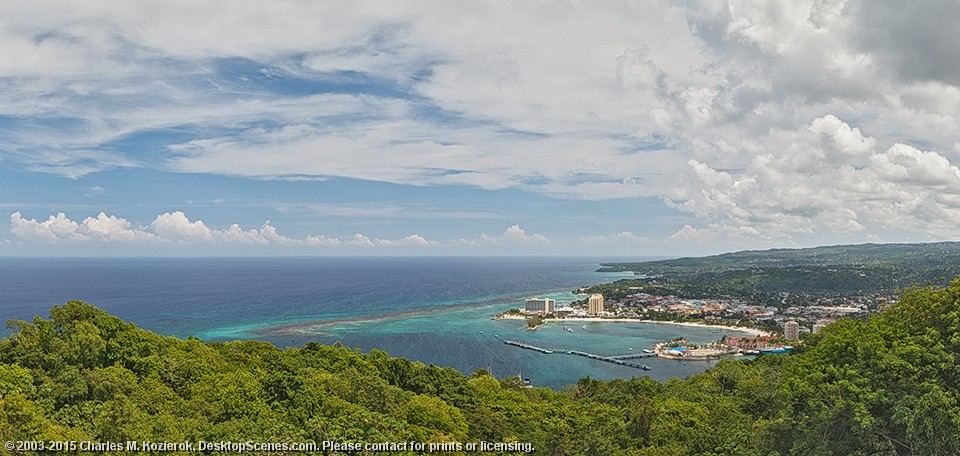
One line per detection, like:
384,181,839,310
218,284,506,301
592,242,960,302
2,288,960,454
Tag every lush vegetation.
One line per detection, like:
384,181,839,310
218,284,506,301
591,242,960,305
3,280,960,454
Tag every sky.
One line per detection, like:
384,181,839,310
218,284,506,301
2,0,960,256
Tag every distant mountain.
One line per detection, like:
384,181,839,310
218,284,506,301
592,242,960,301
600,241,960,273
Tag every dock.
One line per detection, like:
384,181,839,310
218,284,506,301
504,341,652,370
504,340,555,354
607,352,657,360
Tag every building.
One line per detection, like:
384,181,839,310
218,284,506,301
812,321,829,334
587,293,604,315
784,320,799,342
524,297,556,315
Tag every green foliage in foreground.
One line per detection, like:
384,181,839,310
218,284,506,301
3,281,960,455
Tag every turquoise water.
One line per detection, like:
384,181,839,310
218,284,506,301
261,297,756,389
0,257,749,389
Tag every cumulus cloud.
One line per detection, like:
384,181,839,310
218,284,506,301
455,225,551,246
9,211,160,245
305,234,342,247
668,115,960,240
345,233,374,247
4,2,960,247
668,224,719,243
11,212,87,245
8,211,438,249
374,234,439,247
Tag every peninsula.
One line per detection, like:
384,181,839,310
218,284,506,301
500,243,960,360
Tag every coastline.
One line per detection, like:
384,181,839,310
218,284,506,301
496,314,770,337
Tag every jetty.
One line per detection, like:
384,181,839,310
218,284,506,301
504,340,555,354
608,352,658,360
504,341,652,370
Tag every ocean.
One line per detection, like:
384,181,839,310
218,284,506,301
0,257,755,389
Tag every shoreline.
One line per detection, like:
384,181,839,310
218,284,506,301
496,315,770,337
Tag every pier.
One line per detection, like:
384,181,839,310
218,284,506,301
607,353,658,360
504,341,652,370
504,340,555,354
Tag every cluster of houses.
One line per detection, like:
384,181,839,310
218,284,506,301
572,291,890,341
518,287,892,343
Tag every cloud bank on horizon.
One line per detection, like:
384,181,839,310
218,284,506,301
2,0,959,255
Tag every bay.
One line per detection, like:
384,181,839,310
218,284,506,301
0,256,756,389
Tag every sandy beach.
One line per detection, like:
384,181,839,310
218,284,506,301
497,314,771,337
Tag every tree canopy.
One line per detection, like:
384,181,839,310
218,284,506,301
3,279,960,454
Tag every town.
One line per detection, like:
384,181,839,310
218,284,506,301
501,288,895,356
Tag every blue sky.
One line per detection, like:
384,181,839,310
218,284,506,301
3,1,960,256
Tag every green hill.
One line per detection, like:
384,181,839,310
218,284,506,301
3,286,960,455
590,242,960,303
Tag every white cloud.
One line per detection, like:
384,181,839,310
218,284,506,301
9,211,154,245
668,115,960,240
11,212,85,244
668,224,718,243
151,212,216,243
455,224,551,246
8,211,328,247
4,2,960,247
83,212,157,243
345,234,374,247
305,234,342,247
502,225,550,244
375,234,438,247
9,210,455,250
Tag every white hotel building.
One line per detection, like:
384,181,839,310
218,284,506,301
524,297,556,315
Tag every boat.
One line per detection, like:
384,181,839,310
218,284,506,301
628,347,633,351
581,325,587,330
563,326,573,332
640,365,652,371
642,349,654,354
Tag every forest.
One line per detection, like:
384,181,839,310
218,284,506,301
590,242,960,306
2,278,960,455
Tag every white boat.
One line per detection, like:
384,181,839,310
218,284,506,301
581,325,587,330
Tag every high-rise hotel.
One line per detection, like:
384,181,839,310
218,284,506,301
587,293,604,315
524,297,556,315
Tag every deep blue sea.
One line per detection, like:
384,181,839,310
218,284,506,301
0,257,755,389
